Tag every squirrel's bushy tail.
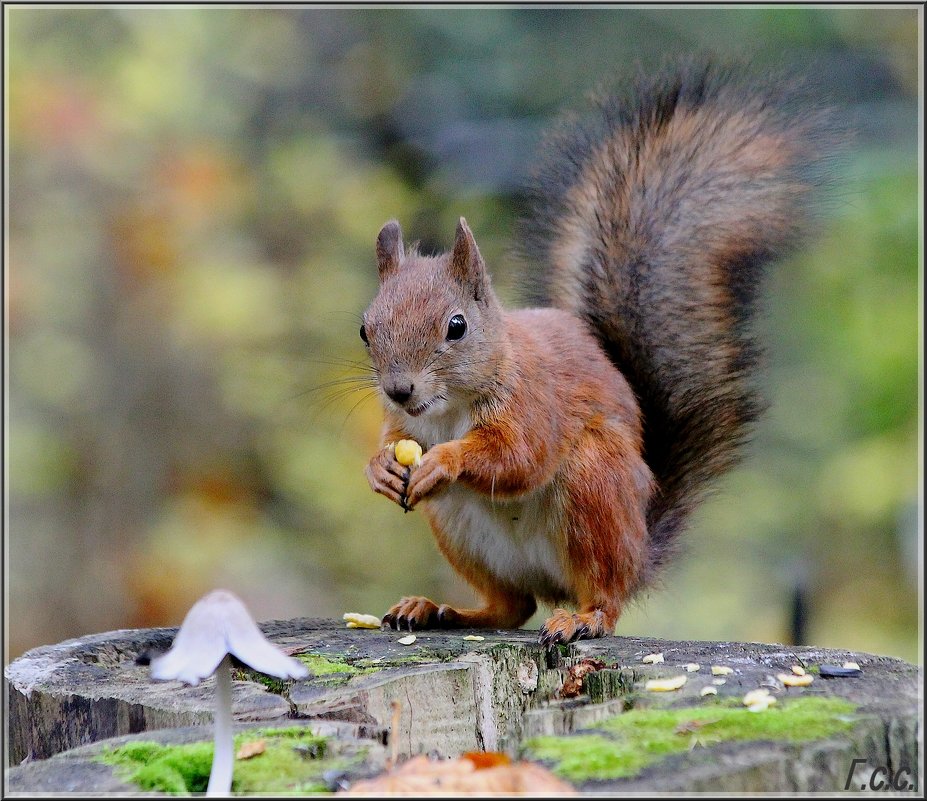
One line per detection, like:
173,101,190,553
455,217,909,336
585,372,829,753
519,57,837,579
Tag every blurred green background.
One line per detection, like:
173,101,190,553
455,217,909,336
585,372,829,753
6,7,920,662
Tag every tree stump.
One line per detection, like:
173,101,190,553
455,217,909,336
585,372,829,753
5,619,921,793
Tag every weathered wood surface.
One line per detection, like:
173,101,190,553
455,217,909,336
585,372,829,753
5,618,922,793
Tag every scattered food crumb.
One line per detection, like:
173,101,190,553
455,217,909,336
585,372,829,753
644,675,687,692
700,686,718,696
778,672,814,687
462,635,485,641
791,665,806,676
742,688,772,706
642,653,664,664
843,661,861,671
711,665,734,676
747,697,776,712
712,678,727,686
343,613,381,629
684,663,700,672
397,634,417,646
742,688,777,712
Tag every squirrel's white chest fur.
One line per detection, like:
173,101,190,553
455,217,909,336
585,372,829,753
402,405,473,449
424,482,569,601
404,405,570,601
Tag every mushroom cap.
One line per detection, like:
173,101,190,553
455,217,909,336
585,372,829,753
150,589,309,685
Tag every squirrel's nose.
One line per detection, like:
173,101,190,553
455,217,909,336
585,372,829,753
385,381,414,405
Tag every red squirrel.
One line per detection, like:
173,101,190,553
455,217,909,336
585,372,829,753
361,59,835,644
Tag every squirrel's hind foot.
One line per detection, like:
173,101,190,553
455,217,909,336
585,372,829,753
539,607,616,645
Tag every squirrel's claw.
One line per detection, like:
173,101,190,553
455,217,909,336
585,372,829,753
365,448,411,510
382,596,442,630
540,608,612,645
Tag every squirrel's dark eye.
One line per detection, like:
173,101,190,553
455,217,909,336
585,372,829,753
359,324,369,345
446,314,467,341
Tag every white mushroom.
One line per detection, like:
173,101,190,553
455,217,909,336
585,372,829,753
149,589,309,796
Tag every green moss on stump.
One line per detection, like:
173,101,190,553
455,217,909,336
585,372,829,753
523,696,857,783
297,653,364,677
98,727,359,795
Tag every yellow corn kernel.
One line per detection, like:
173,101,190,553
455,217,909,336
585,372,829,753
642,653,664,664
747,696,777,712
343,612,382,629
644,675,687,692
394,439,423,467
742,688,772,706
778,672,814,687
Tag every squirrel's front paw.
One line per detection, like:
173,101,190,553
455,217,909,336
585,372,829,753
382,596,444,630
405,443,462,508
364,447,409,509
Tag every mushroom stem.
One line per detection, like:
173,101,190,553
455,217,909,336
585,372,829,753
206,654,234,796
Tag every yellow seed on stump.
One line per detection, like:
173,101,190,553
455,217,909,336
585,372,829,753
642,653,664,664
343,612,382,629
778,672,814,687
742,688,772,706
644,675,687,692
394,440,423,467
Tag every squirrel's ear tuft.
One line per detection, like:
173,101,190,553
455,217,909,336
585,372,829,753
376,220,404,279
450,217,487,301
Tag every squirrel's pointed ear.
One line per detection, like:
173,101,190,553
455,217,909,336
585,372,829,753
376,220,404,280
450,217,487,301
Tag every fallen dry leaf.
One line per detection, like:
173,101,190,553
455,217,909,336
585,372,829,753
674,718,720,735
461,751,511,769
236,739,266,760
342,754,575,795
557,657,606,698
